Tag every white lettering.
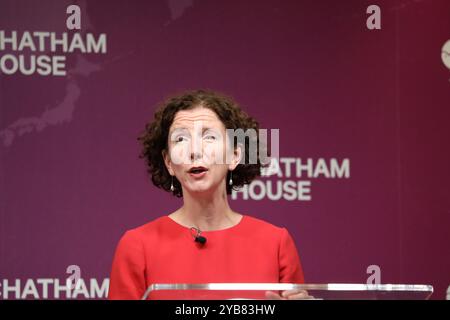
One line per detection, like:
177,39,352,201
0,30,17,50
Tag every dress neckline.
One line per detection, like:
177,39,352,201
165,214,246,233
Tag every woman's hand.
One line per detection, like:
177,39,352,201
265,289,314,300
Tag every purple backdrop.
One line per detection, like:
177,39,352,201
1,0,449,299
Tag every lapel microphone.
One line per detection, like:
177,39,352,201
190,227,207,245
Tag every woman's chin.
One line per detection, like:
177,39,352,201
184,183,216,195
186,187,212,195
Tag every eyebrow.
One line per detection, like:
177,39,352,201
169,126,217,133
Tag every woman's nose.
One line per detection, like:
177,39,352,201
190,150,202,162
190,136,203,161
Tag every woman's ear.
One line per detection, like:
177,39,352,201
162,149,175,175
228,143,243,171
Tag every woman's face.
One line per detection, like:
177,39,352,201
163,106,241,196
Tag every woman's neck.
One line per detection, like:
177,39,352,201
175,186,240,231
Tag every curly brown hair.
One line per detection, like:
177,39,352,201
137,89,269,197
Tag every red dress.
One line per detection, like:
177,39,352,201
108,215,305,299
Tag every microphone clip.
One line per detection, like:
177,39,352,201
190,227,207,245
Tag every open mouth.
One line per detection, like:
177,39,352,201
188,166,208,174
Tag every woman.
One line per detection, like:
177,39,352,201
109,89,307,300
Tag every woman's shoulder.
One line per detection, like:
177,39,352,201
118,215,172,241
242,215,287,234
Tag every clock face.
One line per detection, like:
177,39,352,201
442,40,450,70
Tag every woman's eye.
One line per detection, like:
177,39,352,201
205,135,216,140
175,136,186,142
